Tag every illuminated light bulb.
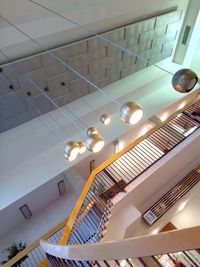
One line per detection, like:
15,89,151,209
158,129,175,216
100,114,111,125
64,141,79,161
120,102,143,125
86,133,104,153
65,153,78,161
78,141,86,154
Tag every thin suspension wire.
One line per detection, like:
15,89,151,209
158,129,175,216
0,74,63,142
0,15,121,107
1,61,89,133
68,84,102,117
22,69,103,117
0,67,66,142
1,59,88,130
0,47,85,134
29,0,174,76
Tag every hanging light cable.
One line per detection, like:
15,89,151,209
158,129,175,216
0,64,66,143
0,51,84,135
69,88,111,125
29,0,173,76
0,50,85,160
0,15,120,106
28,1,199,93
0,13,144,158
0,14,144,128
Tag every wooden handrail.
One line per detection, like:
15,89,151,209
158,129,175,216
59,98,197,246
142,166,200,225
41,226,200,261
3,97,198,267
2,217,68,267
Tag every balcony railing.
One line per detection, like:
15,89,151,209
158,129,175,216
3,99,200,267
60,100,200,248
1,218,68,267
142,167,200,225
41,226,200,267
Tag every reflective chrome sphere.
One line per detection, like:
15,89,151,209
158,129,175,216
64,141,79,161
172,69,198,93
100,114,111,125
120,101,143,125
87,127,98,136
78,141,86,154
86,133,104,153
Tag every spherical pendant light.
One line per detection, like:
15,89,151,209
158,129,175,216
100,114,111,125
86,133,104,153
78,141,86,154
172,69,198,93
64,141,80,161
120,101,143,125
87,127,98,136
65,153,78,162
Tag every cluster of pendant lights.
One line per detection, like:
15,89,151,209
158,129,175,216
64,68,199,162
64,127,105,161
64,101,143,161
0,5,198,163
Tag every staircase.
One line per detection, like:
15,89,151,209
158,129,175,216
42,226,200,267
3,100,200,267
61,100,200,248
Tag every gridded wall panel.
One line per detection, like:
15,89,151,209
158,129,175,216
0,10,182,132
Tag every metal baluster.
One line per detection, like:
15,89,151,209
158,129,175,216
115,260,121,266
35,246,45,262
138,257,148,267
126,259,135,267
95,261,102,267
103,260,111,267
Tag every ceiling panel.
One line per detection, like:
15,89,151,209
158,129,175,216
0,10,181,132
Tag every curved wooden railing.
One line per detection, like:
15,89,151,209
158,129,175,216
3,98,200,267
60,99,200,245
40,226,200,264
1,218,68,267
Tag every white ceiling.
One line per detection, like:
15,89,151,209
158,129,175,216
0,0,105,25
0,0,200,247
0,10,181,132
0,0,187,60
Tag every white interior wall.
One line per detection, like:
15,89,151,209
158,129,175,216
183,10,200,72
102,129,200,240
0,87,198,254
123,179,200,240
173,0,200,64
171,187,200,228
0,189,77,255
1,59,199,211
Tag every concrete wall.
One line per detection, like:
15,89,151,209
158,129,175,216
0,0,186,61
